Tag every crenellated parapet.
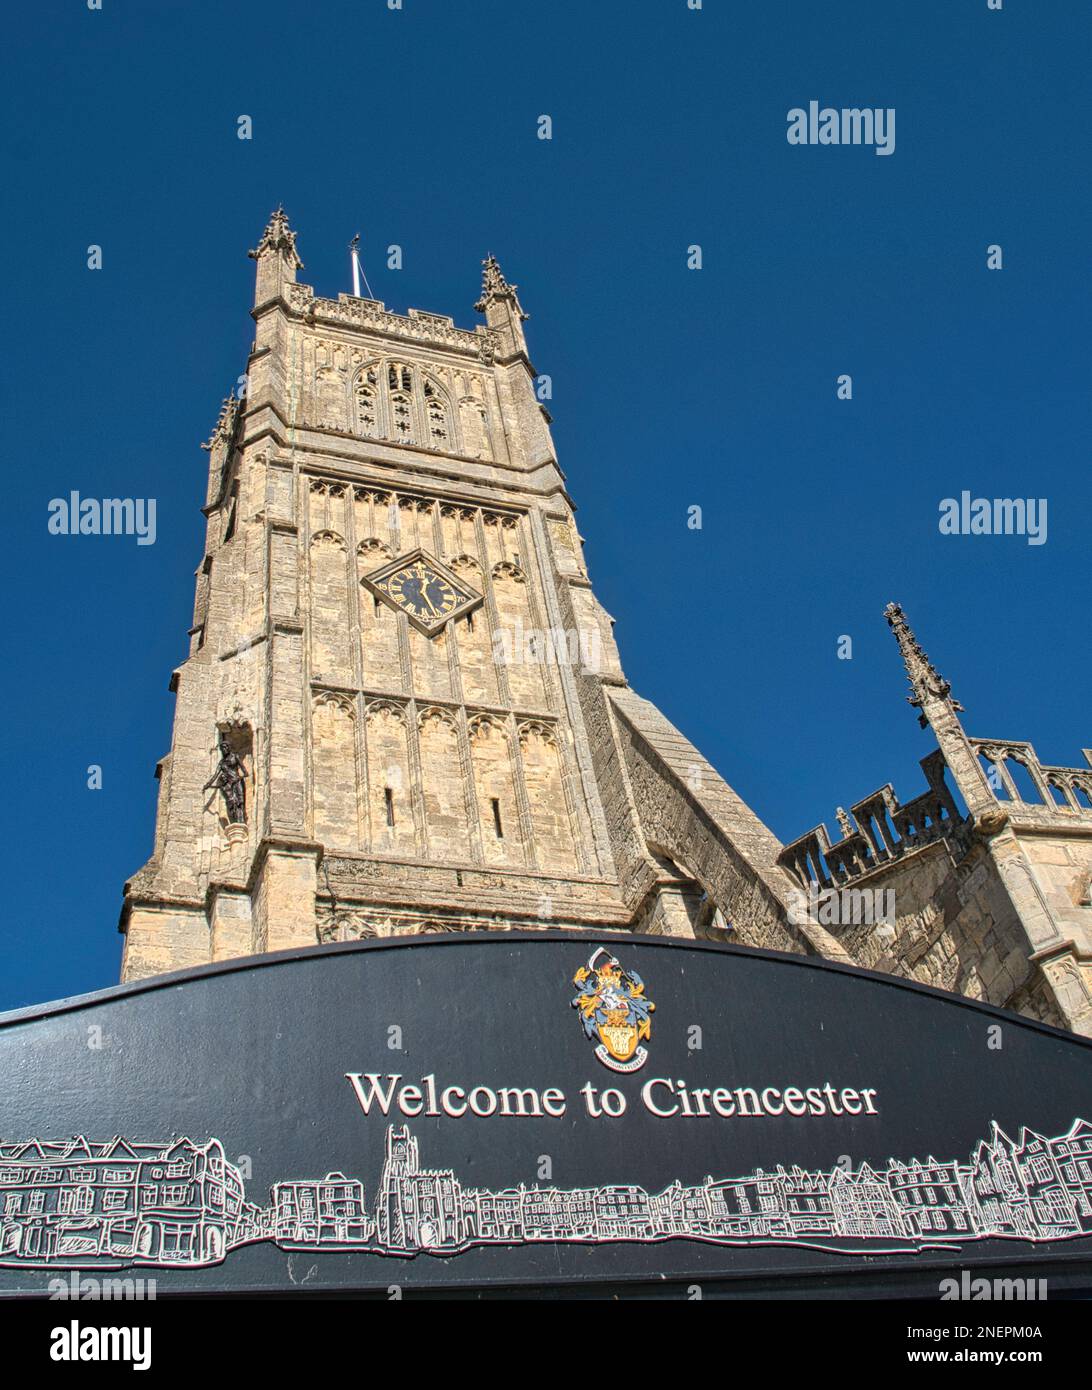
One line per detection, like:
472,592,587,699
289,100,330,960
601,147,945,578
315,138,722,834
283,283,499,362
779,750,965,890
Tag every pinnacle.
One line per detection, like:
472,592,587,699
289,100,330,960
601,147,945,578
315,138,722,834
475,254,516,312
200,395,238,451
248,206,303,269
885,602,962,716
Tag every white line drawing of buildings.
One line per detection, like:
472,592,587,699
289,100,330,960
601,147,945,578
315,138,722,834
0,1137,257,1267
273,1172,372,1247
0,1118,1089,1270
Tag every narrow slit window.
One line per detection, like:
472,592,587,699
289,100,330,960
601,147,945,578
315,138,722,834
384,787,395,827
491,797,503,838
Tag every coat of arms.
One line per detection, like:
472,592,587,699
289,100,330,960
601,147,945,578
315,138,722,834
571,948,655,1073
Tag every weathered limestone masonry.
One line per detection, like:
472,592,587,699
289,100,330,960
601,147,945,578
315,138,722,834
779,606,1092,1035
119,210,1092,1037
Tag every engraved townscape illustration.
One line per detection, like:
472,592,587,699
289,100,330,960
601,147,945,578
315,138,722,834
0,1117,1090,1271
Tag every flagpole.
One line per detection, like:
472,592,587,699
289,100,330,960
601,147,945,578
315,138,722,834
350,234,362,298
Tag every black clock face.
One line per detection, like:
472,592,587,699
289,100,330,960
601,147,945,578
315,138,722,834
372,556,475,631
386,562,458,620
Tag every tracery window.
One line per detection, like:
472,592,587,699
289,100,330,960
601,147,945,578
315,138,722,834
354,368,380,437
423,379,449,446
350,361,456,451
390,390,414,441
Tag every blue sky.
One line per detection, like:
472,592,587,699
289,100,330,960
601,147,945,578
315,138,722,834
1,0,1088,1010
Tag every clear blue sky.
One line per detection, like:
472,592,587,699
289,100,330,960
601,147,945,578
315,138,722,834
2,1,1088,1010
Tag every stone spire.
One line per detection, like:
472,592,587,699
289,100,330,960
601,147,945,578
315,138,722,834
474,254,529,361
248,206,303,307
884,602,996,819
885,602,963,727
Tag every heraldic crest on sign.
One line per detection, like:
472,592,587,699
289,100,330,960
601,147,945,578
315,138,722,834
571,947,655,1073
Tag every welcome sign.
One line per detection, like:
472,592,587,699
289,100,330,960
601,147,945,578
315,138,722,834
0,934,1090,1295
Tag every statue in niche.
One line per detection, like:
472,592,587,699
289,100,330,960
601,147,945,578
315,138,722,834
204,734,247,824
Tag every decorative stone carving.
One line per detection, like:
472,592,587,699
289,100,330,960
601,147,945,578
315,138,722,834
203,732,248,826
518,719,557,747
313,690,355,718
365,699,406,725
357,537,393,566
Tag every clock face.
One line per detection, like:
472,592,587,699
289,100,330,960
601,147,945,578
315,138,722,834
365,551,480,634
384,561,459,621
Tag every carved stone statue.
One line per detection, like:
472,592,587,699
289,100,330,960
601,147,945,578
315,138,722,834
204,735,247,825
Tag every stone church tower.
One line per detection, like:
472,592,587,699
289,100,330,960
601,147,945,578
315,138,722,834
119,210,1092,1038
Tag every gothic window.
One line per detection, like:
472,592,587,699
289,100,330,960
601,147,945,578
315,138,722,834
354,368,380,437
390,392,414,441
424,379,450,447
350,361,455,450
388,364,416,441
388,364,413,393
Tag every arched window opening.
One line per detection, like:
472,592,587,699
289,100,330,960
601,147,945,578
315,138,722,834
426,393,449,446
350,361,456,451
354,367,380,436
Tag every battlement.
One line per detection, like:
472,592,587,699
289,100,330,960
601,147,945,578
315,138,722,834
778,750,964,890
283,282,499,362
780,735,1092,891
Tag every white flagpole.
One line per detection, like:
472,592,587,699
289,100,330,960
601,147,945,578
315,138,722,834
350,234,362,298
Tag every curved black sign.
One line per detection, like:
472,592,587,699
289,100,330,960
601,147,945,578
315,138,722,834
1,934,1090,1294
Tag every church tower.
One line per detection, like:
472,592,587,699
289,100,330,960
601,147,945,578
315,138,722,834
120,210,831,980
119,210,1091,1040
